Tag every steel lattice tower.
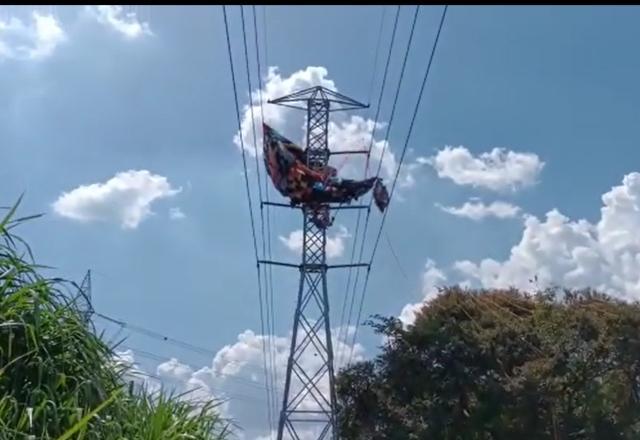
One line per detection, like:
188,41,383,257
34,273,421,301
267,86,368,440
77,269,94,324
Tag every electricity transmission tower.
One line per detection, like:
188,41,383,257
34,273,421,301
77,269,94,324
263,86,369,440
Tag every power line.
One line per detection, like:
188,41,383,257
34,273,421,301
330,4,387,203
95,312,217,357
337,5,401,367
369,4,450,281
96,312,279,373
240,5,278,429
131,369,269,406
342,4,421,365
328,6,388,228
366,7,389,108
348,5,449,365
240,5,266,252
251,5,279,429
385,231,409,283
222,6,275,434
121,344,277,392
262,6,269,79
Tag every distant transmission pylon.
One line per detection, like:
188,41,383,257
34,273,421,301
77,269,94,324
265,86,369,440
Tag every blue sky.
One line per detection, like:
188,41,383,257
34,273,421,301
4,5,640,439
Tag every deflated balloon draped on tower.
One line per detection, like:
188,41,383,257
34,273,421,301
262,123,389,228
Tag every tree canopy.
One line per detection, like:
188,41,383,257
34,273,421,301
336,287,640,440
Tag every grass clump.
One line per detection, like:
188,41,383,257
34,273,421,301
0,198,230,439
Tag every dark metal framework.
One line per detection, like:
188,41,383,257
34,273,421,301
77,270,93,324
267,86,368,440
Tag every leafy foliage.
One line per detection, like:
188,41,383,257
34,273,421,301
337,286,640,439
0,198,230,439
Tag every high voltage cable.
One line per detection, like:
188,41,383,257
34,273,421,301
251,5,279,428
222,5,275,434
121,345,275,392
240,5,267,278
341,4,419,365
336,5,401,366
95,312,217,357
95,312,276,373
131,369,267,406
262,6,269,78
240,5,278,428
385,231,410,283
366,7,389,109
329,5,388,226
347,5,449,365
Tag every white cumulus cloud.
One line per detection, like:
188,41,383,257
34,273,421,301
279,225,350,259
453,172,640,300
429,146,544,192
86,6,152,39
327,115,398,181
52,170,181,229
134,328,365,440
278,229,304,255
0,11,66,60
399,259,447,327
400,172,640,328
222,328,363,438
437,199,522,221
169,207,186,220
234,66,335,156
112,349,160,394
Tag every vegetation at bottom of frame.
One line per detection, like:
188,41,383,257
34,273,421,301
0,198,231,440
337,286,640,440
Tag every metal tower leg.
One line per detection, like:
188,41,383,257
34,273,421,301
277,210,337,439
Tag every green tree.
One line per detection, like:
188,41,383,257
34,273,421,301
337,287,640,440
